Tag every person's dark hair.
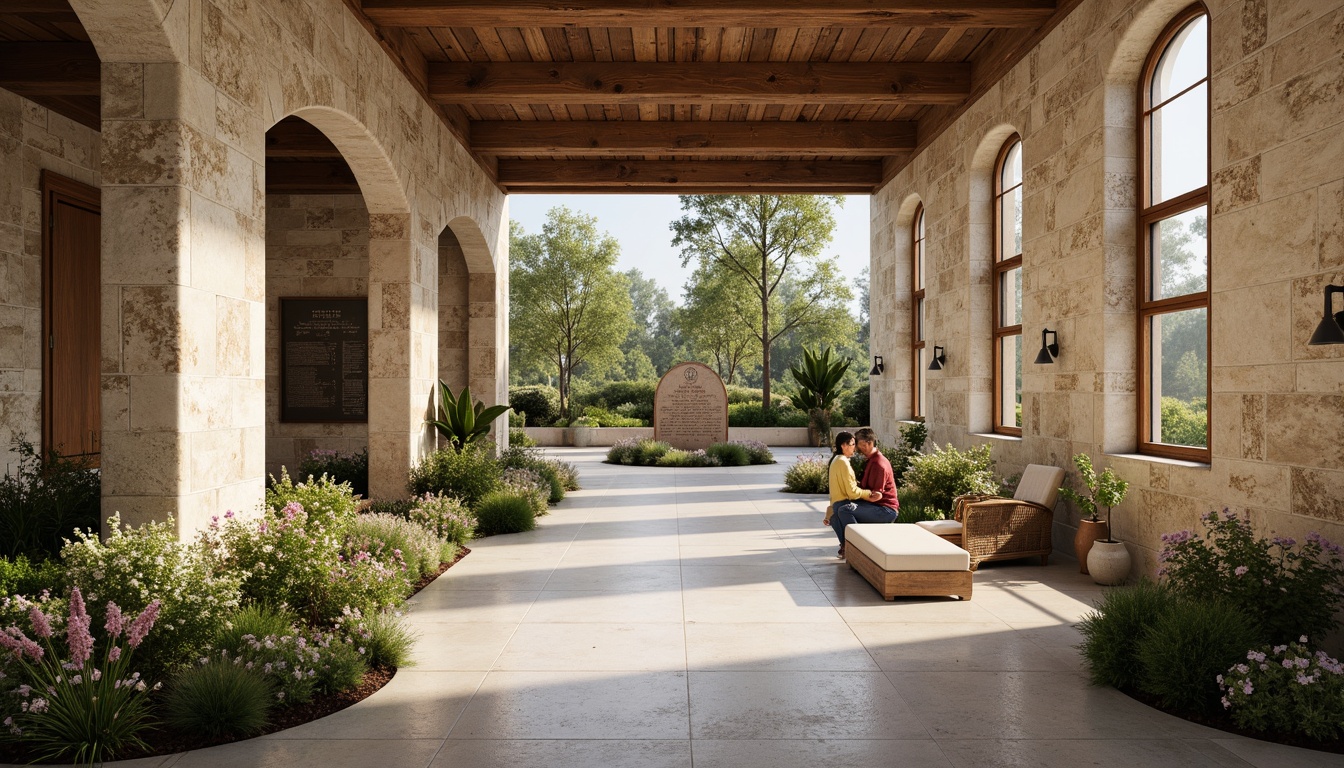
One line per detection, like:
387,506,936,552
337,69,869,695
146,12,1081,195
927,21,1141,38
855,427,877,445
832,431,855,457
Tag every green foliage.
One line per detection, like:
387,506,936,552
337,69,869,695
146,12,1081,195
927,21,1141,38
61,514,242,677
408,446,503,508
1160,396,1207,447
705,442,751,467
621,269,683,376
724,386,787,406
732,440,774,464
1077,580,1179,689
344,609,417,669
1220,639,1344,741
498,446,572,502
843,384,870,427
572,405,645,427
430,381,512,451
163,659,274,739
508,385,560,426
215,604,298,649
0,440,101,560
0,554,63,598
509,427,538,447
405,493,475,547
572,380,658,422
1058,453,1129,530
346,513,453,579
296,448,369,499
901,443,997,514
892,486,944,524
510,211,634,414
679,260,761,384
891,421,927,484
212,606,319,706
1136,598,1259,715
312,633,368,695
655,449,717,467
1158,509,1344,644
728,402,809,427
501,468,551,516
782,454,830,494
786,346,851,413
474,491,537,536
265,469,360,532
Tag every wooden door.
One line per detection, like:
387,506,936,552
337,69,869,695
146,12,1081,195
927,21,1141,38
42,171,101,464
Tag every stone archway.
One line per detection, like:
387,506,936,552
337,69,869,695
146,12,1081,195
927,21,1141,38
438,216,506,446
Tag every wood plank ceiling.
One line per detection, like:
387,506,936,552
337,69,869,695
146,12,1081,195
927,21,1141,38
1,1,1084,195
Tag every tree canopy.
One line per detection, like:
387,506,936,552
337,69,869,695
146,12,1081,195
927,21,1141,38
509,209,633,414
671,194,854,412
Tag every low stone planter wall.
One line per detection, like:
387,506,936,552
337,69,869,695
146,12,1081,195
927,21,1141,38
522,426,813,447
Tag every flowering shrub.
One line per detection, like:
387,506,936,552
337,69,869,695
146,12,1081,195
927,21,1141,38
1219,637,1344,740
333,607,416,669
296,448,369,500
215,502,346,624
0,588,161,765
902,443,997,515
1158,508,1344,643
406,493,475,547
501,468,549,515
61,514,241,676
656,448,719,468
782,454,829,494
212,610,368,705
265,469,359,532
408,446,503,507
727,440,774,464
346,512,453,580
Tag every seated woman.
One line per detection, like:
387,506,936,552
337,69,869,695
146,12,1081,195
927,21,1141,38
822,431,884,558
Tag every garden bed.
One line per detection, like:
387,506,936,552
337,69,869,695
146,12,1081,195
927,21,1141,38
0,546,472,765
1121,687,1344,755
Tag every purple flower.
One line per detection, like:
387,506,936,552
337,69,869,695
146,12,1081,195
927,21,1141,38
105,603,125,638
66,588,94,666
1233,565,1248,576
126,599,162,649
1242,681,1253,695
27,607,52,639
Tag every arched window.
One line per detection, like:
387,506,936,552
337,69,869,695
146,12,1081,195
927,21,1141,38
912,204,926,420
993,136,1023,435
1138,6,1209,460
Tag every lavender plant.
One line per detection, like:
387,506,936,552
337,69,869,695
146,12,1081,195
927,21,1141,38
1219,637,1344,740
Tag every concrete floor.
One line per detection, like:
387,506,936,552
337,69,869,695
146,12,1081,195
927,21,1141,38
66,448,1343,767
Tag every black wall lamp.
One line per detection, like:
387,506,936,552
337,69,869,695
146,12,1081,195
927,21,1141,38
870,355,885,375
1033,328,1060,364
928,345,946,371
1308,284,1344,345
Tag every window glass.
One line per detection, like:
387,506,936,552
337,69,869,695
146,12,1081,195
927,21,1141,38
1150,16,1207,105
1001,266,1022,326
999,334,1023,429
1149,205,1208,300
1150,83,1208,204
1149,307,1208,448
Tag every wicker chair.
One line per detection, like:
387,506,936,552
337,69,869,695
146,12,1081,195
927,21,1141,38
914,464,1064,570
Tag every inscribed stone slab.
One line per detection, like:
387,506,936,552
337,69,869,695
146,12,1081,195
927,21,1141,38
654,362,728,450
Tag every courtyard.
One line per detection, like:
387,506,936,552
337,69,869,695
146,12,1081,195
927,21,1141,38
54,448,1337,768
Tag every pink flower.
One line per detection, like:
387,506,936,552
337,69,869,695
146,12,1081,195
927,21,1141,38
105,603,125,639
66,588,94,666
126,599,162,649
27,607,52,639
108,646,121,662
1233,566,1248,576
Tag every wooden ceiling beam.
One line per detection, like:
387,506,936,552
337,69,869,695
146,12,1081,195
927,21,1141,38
0,42,99,97
430,62,970,105
362,0,1056,28
470,120,916,157
497,159,881,191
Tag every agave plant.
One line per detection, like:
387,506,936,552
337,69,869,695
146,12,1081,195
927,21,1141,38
429,381,512,451
785,347,851,412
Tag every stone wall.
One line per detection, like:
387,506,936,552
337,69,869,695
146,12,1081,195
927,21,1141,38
264,193,370,477
0,90,101,471
870,0,1344,576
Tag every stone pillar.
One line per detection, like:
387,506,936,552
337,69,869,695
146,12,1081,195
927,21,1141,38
100,62,266,535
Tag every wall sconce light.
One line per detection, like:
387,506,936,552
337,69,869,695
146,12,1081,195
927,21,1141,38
928,345,946,371
870,355,885,376
1308,284,1344,345
1033,328,1060,364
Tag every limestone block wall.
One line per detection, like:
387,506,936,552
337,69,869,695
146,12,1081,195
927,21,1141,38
438,232,469,392
0,90,101,472
870,0,1344,576
264,193,370,477
68,0,506,534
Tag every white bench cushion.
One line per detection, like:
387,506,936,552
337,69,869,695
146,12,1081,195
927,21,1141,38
845,524,970,571
915,519,962,535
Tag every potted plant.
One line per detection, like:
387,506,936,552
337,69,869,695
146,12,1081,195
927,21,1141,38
1059,453,1130,582
785,347,850,448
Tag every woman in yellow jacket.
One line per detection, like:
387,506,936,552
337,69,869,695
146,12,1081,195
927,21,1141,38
822,431,881,558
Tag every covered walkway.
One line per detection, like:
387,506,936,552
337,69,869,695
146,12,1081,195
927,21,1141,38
104,449,1333,768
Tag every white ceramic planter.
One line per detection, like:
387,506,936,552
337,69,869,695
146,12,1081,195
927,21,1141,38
1087,540,1132,586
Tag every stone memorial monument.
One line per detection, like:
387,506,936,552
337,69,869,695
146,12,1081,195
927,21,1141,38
654,362,729,450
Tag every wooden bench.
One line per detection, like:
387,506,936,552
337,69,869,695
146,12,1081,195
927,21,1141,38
844,524,973,601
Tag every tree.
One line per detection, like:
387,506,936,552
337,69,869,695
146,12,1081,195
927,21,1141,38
679,260,760,384
621,269,681,376
856,265,870,351
671,195,854,411
510,210,633,416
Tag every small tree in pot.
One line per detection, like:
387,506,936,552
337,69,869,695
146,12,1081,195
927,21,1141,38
1060,453,1131,583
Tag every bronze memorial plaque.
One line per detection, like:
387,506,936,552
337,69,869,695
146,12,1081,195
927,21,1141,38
279,297,368,423
653,362,728,450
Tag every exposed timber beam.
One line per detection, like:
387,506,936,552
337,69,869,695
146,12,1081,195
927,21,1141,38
497,159,881,192
470,120,916,157
0,42,100,97
265,160,363,195
362,0,1055,28
429,62,970,106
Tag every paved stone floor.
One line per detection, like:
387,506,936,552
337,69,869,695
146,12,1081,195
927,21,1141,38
57,448,1344,767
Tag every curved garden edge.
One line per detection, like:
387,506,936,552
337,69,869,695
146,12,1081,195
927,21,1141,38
1119,686,1344,755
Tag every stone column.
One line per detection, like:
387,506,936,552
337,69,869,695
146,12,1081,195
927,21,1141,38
100,62,266,535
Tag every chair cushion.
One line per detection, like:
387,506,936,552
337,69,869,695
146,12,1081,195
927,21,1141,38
1014,464,1065,508
846,524,970,571
915,519,963,535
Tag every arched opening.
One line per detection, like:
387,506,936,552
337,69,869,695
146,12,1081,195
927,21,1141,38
438,217,504,446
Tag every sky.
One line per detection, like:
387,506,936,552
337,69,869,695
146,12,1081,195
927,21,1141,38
506,194,871,313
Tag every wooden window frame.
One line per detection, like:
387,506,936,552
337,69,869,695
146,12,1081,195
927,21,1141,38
1136,4,1211,463
911,204,926,421
991,135,1023,436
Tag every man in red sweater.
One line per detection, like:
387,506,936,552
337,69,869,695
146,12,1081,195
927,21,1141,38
828,427,900,557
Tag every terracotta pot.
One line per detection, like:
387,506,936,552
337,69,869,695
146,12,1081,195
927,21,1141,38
1087,540,1132,586
1073,519,1110,574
